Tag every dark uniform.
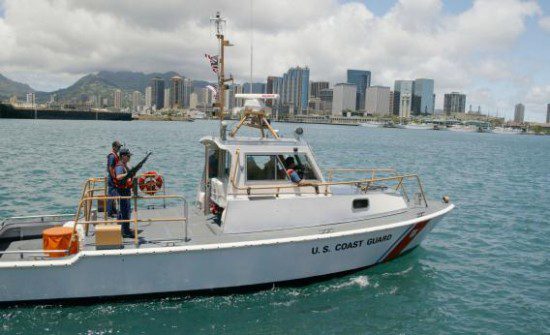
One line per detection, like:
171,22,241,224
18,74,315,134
106,149,120,217
114,148,133,237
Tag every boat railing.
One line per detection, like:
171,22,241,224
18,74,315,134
71,177,189,248
230,149,428,207
325,168,397,182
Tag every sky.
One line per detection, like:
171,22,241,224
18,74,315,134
0,0,548,121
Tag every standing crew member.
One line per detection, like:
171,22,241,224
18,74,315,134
114,148,135,238
106,141,122,217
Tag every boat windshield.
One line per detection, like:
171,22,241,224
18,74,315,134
279,153,318,180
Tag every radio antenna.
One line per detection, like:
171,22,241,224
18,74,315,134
249,0,254,93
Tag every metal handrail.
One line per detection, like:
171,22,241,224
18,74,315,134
326,168,397,182
229,149,428,206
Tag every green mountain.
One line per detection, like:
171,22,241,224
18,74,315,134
54,74,119,102
0,71,216,104
96,71,180,92
0,74,35,100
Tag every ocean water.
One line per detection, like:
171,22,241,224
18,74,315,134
0,119,548,334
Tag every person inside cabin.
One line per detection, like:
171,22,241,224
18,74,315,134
106,140,122,218
284,156,302,184
114,148,135,238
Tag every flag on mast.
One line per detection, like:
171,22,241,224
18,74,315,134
204,54,219,74
206,85,218,100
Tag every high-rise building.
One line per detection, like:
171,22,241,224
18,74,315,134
26,92,35,106
266,76,284,111
332,83,356,116
389,91,395,116
170,75,184,108
145,87,152,110
514,103,525,123
189,92,198,109
394,80,413,118
444,92,466,115
164,88,171,109
282,66,310,115
183,78,192,108
319,88,333,114
149,77,165,109
243,82,266,94
346,70,371,111
412,79,434,115
113,89,122,109
310,81,329,99
132,91,142,112
365,86,391,116
547,104,550,124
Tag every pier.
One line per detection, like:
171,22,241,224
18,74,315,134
0,104,132,121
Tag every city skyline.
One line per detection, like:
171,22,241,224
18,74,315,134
0,0,548,121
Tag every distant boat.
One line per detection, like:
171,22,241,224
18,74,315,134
404,124,432,130
448,125,478,133
359,121,383,128
492,127,521,135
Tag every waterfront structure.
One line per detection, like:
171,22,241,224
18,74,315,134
164,88,171,110
347,70,371,111
149,77,165,110
132,91,142,112
365,86,390,116
319,88,333,114
170,76,184,108
266,76,283,112
243,82,266,94
282,66,310,115
26,92,35,107
444,92,466,115
394,80,413,118
547,104,550,123
332,83,356,116
310,81,329,99
514,103,525,123
412,79,434,115
113,89,122,110
145,87,152,110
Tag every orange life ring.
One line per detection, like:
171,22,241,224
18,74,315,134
138,171,163,195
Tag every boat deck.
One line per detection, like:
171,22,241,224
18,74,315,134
0,199,449,262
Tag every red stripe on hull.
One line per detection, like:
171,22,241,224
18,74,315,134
383,220,430,262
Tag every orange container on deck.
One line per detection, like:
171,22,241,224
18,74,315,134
42,227,79,257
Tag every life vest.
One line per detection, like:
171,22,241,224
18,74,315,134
113,162,132,189
107,151,120,180
286,168,295,176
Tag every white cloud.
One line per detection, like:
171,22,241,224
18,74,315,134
0,0,547,120
539,16,550,32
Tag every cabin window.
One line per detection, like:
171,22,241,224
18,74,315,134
352,198,369,210
279,154,318,180
246,155,288,181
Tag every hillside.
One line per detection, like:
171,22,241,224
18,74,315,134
0,74,35,100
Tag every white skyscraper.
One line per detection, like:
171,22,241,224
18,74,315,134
332,83,356,116
394,80,413,118
132,91,142,112
365,86,391,116
145,87,152,110
164,88,171,109
113,89,122,110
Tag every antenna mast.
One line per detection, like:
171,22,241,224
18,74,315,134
210,11,233,121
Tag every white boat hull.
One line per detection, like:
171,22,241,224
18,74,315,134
0,206,452,303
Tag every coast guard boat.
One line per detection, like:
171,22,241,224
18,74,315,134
0,12,454,304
